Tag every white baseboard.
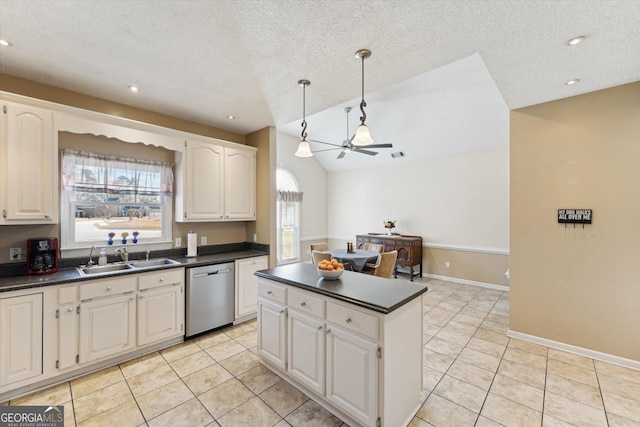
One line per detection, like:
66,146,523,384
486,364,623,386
507,330,640,372
424,273,509,292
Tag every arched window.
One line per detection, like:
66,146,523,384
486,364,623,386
277,169,302,263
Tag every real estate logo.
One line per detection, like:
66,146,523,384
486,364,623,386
0,405,64,427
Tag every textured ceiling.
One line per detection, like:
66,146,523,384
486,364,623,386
1,0,638,171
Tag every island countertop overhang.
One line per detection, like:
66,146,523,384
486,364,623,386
255,262,428,314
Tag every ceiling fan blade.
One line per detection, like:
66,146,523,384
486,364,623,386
312,148,343,153
366,143,393,148
309,139,343,148
337,150,347,159
353,148,379,156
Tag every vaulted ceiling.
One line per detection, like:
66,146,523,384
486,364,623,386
1,0,638,171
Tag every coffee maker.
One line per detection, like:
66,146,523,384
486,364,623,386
27,237,59,275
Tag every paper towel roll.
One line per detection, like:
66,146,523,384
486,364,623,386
187,232,197,257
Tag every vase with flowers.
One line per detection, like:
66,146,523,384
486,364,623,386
133,231,139,243
121,232,129,244
383,220,396,235
108,232,115,245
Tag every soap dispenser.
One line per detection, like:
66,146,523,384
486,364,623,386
98,248,107,266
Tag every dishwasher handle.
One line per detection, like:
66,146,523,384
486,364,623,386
193,268,232,278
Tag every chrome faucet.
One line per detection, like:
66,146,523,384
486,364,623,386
115,247,128,262
87,245,97,266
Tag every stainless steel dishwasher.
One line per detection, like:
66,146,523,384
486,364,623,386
186,262,235,337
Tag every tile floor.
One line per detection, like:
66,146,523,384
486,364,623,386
3,278,640,426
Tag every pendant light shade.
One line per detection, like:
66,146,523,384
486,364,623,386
295,79,313,158
352,49,374,146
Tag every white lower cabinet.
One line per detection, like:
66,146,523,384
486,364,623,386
326,325,379,426
0,293,43,386
288,309,325,395
257,278,423,427
235,255,268,319
137,269,184,346
79,293,136,363
257,298,287,370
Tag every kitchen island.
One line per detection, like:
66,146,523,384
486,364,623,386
255,262,428,427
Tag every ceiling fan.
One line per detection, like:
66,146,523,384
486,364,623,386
309,107,392,159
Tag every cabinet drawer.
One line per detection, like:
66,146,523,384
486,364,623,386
327,302,379,340
258,279,287,304
138,268,184,291
288,289,325,319
79,276,136,301
58,285,77,304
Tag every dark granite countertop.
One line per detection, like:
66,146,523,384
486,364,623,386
255,262,428,314
0,250,268,293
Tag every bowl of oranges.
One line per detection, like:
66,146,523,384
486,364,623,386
317,258,345,280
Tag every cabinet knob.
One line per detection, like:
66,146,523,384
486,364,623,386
139,294,144,299
267,290,273,295
44,214,50,219
300,301,306,306
67,307,74,312
279,309,285,314
130,296,135,300
326,328,331,334
317,325,323,330
106,286,112,291
159,278,164,282
345,318,352,323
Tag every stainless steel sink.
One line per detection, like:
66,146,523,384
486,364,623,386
129,258,181,268
77,258,180,276
78,263,134,276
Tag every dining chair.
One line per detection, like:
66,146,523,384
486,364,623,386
309,242,329,252
363,243,384,253
311,250,331,265
373,250,398,279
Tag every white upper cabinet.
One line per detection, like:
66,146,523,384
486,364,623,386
225,147,256,220
176,139,225,221
0,101,57,224
175,139,256,222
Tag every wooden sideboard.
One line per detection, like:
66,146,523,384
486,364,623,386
356,234,423,281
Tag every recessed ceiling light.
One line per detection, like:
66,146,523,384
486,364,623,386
128,85,139,92
0,39,10,46
566,36,585,46
565,79,580,85
227,115,235,120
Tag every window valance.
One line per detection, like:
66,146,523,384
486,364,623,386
61,149,174,195
277,190,303,203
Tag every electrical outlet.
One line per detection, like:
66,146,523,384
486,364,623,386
445,261,450,268
201,236,207,245
253,233,257,242
175,237,182,247
10,248,21,260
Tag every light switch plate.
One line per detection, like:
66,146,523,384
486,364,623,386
201,236,207,245
175,237,182,247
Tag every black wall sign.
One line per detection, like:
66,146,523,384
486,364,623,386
558,209,592,224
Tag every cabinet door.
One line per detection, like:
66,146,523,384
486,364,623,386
236,256,268,319
1,102,56,224
184,140,224,221
326,325,379,427
257,298,286,369
0,293,43,385
79,294,136,363
287,309,325,395
57,304,78,370
138,284,183,346
225,147,256,220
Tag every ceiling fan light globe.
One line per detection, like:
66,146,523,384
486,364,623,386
352,124,374,146
295,139,313,157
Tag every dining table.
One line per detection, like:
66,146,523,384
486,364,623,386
324,248,381,272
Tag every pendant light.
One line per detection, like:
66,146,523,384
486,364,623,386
352,49,374,146
295,79,313,158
